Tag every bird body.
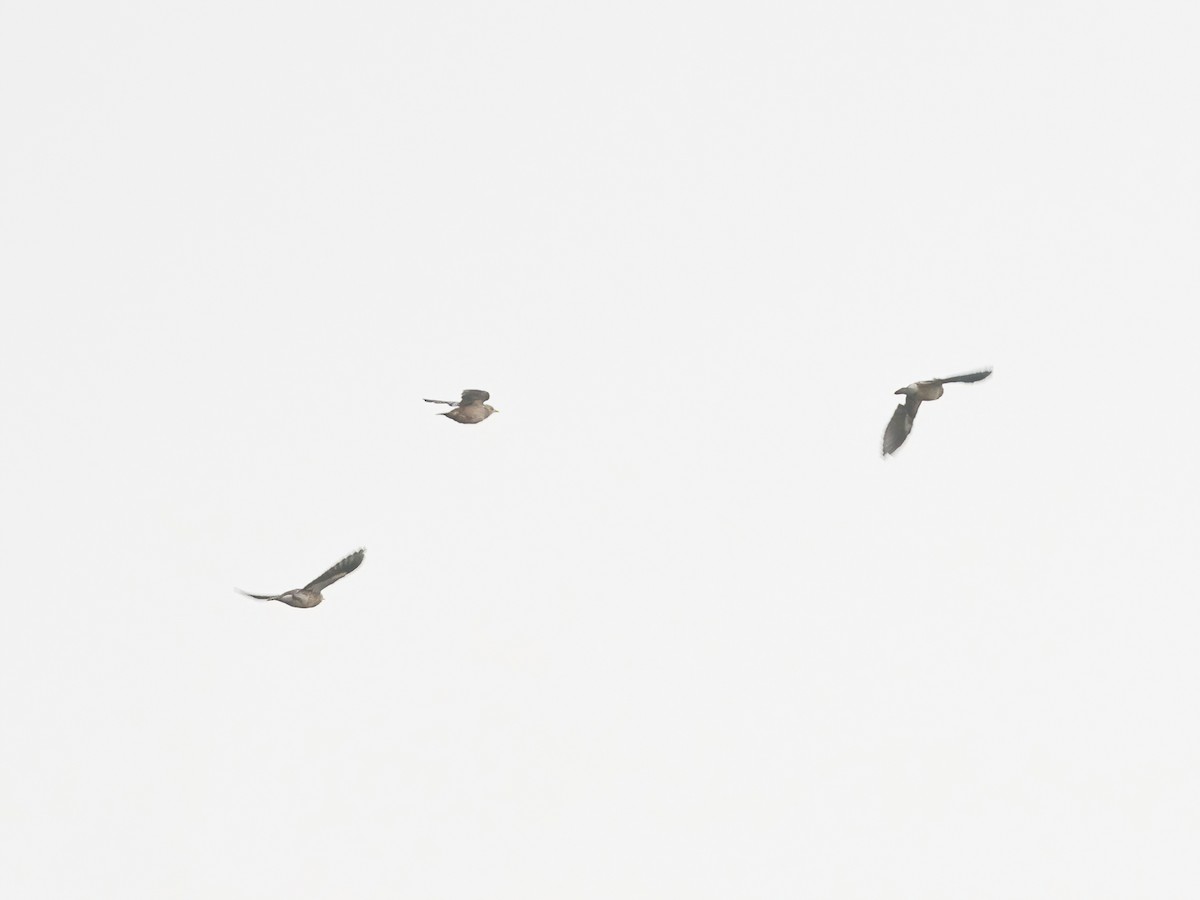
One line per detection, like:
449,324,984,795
443,404,493,425
424,389,498,424
238,549,365,608
882,370,991,456
256,588,324,609
898,380,947,402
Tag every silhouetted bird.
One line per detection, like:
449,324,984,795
883,370,992,456
237,549,365,608
424,389,498,424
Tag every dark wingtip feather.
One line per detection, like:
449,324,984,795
941,369,993,384
882,403,912,456
328,548,366,577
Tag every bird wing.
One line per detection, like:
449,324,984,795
882,395,922,456
937,369,992,385
424,398,459,406
459,389,490,406
304,548,365,592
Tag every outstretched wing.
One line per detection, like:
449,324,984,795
882,396,921,456
424,397,459,407
459,389,490,406
937,369,992,385
304,548,365,592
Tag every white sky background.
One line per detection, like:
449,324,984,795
2,0,1198,896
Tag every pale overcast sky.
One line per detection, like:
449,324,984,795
3,1,1198,897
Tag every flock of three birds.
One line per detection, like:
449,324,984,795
238,373,991,608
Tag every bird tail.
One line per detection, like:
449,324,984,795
237,589,276,601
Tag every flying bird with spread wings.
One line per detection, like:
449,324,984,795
424,389,498,424
882,370,992,456
237,548,365,608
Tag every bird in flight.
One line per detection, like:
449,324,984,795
237,548,365,608
882,369,992,456
424,389,498,424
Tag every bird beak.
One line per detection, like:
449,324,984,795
894,388,904,395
